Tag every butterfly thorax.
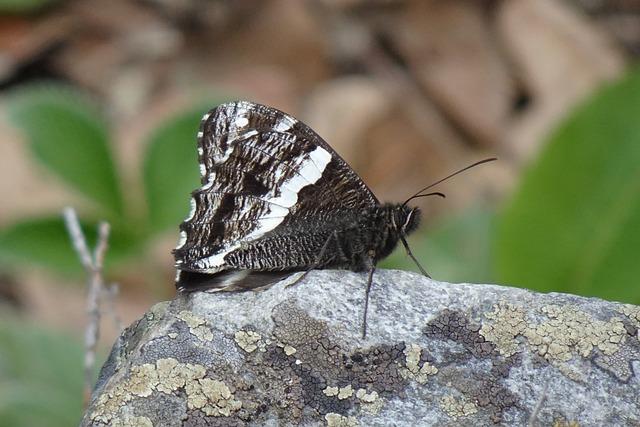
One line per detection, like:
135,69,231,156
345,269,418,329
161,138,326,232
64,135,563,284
359,203,421,264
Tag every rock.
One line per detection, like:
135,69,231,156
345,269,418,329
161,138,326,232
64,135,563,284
81,270,640,426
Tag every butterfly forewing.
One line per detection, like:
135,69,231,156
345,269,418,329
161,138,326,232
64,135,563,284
174,101,378,277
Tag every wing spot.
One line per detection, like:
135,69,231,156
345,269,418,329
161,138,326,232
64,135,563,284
185,197,197,221
274,116,296,132
236,116,249,128
202,177,214,190
197,131,204,139
175,230,188,250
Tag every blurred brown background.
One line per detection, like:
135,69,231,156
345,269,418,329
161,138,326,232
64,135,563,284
0,1,638,411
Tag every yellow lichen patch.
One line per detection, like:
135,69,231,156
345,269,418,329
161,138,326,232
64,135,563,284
524,305,626,363
186,378,242,417
92,382,133,424
234,330,262,353
480,302,628,365
325,412,358,426
553,419,580,427
127,363,159,397
337,385,354,400
355,388,378,403
618,304,640,328
323,384,355,400
155,358,206,394
283,345,297,356
440,395,478,418
90,358,239,423
111,414,153,427
176,311,213,341
480,302,527,357
400,343,438,384
362,400,384,415
356,388,382,414
323,386,339,397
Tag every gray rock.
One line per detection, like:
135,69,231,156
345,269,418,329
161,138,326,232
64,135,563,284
81,269,640,427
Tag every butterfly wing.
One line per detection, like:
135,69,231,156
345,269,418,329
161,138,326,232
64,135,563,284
174,101,378,280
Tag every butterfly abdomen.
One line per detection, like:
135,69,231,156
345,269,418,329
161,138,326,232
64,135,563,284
226,231,329,270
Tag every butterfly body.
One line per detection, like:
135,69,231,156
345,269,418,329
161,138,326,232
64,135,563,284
174,101,421,292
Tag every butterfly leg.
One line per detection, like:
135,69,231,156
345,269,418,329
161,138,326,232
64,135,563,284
400,236,431,278
285,232,338,288
361,253,376,339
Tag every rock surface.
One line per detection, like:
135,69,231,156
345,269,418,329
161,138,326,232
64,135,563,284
81,270,640,426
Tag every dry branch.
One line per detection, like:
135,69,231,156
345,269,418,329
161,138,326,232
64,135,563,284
63,207,112,405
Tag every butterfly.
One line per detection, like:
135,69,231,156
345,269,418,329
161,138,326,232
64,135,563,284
174,101,495,337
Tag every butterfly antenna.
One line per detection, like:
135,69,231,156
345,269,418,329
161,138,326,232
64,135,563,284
402,158,497,207
409,191,446,201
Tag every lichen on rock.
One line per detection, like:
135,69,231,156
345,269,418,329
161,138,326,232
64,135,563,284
110,414,153,427
480,301,629,364
325,412,358,426
234,330,262,353
176,310,213,342
440,395,478,418
480,301,527,357
525,304,626,362
618,304,640,328
90,357,237,424
185,378,242,416
400,343,438,384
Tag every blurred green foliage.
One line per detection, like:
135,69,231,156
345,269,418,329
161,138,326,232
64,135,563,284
9,86,123,218
496,67,640,304
0,315,84,427
1,83,228,278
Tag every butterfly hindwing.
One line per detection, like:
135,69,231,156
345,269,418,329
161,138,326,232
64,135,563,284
174,101,378,278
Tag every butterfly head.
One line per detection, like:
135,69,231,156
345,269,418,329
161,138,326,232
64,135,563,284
392,204,421,237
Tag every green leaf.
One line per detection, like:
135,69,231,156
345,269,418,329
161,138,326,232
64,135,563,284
7,84,124,217
0,216,138,276
142,105,216,234
496,68,640,303
380,206,495,284
0,317,84,427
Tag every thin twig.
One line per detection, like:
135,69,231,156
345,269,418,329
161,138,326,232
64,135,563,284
103,282,123,332
63,207,93,270
93,222,110,271
63,207,111,406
